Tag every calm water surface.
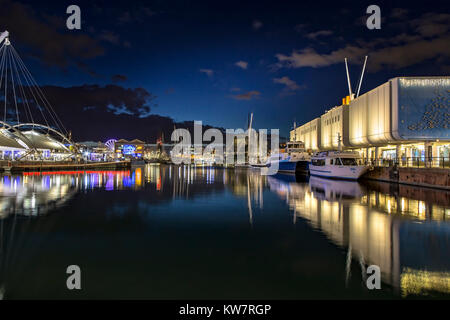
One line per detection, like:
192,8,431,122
0,165,449,299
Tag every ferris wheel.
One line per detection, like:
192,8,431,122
105,139,117,151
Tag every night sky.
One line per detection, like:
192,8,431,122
1,0,449,141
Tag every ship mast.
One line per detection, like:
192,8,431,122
344,58,353,101
356,56,368,98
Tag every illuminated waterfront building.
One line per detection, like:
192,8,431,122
0,126,71,161
290,77,450,164
114,139,145,159
77,141,114,162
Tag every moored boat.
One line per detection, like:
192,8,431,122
309,150,368,180
263,141,310,174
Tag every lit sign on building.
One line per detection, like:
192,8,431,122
122,145,136,155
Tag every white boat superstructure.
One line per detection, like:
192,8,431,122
263,141,311,173
309,150,368,180
284,141,310,161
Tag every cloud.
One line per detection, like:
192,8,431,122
275,46,366,69
107,104,134,116
305,30,333,39
294,24,307,33
11,83,224,142
235,61,248,70
0,0,104,71
111,74,127,82
42,84,157,119
252,20,263,30
411,13,450,37
99,31,121,45
273,76,302,91
232,90,261,100
230,87,241,92
118,7,157,24
391,8,409,19
118,11,132,24
275,12,450,72
368,35,450,71
199,69,214,77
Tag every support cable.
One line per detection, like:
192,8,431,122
0,44,7,90
0,46,6,127
11,45,67,136
9,46,50,129
10,45,34,124
3,46,7,123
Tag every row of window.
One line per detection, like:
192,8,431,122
298,125,317,136
311,158,358,166
325,115,340,126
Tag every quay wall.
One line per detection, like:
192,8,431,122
363,167,450,190
0,160,131,173
362,179,450,208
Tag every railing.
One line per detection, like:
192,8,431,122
361,157,450,169
0,159,130,167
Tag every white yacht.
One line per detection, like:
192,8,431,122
309,150,368,180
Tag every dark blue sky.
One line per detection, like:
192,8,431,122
2,0,449,139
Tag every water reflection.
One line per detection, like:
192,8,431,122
0,170,132,218
267,174,450,297
0,165,246,218
0,165,448,298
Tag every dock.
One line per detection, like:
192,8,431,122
362,166,450,190
0,160,131,173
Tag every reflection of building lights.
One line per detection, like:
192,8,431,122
418,201,426,219
135,168,142,186
157,176,161,191
401,268,450,297
31,193,36,209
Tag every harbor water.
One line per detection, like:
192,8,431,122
0,165,449,299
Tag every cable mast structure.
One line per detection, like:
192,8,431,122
0,30,77,158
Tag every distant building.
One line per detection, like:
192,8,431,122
77,141,112,161
0,128,70,161
114,139,145,159
291,77,449,165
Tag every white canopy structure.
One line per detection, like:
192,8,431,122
0,30,75,159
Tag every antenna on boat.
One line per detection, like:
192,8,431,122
356,56,368,98
344,58,353,101
337,132,342,152
292,120,297,141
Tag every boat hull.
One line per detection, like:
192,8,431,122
265,160,310,174
278,160,296,173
